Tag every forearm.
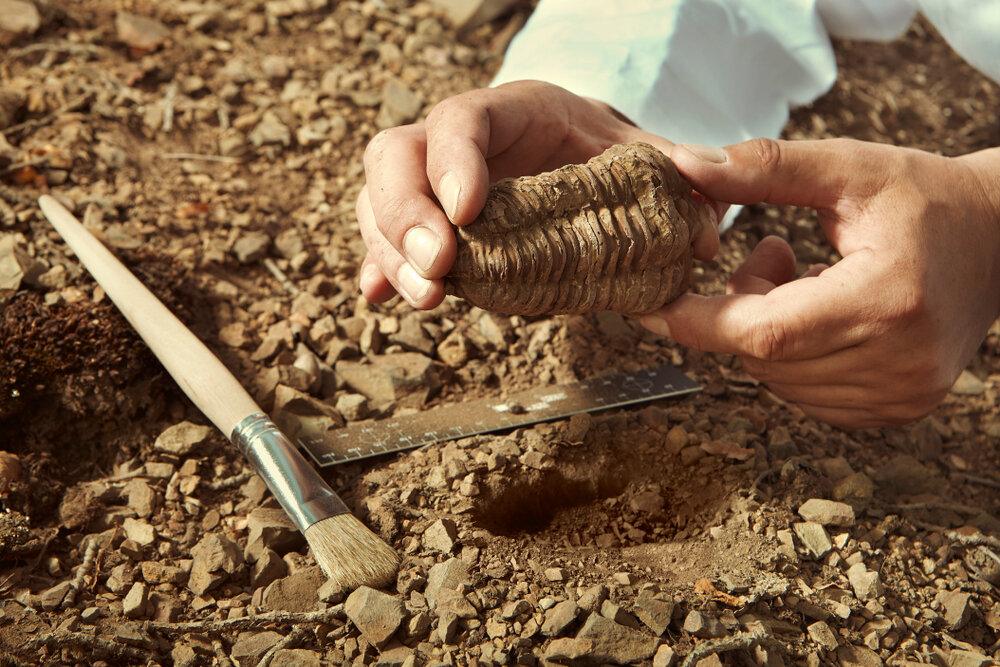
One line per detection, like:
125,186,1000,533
956,146,1000,317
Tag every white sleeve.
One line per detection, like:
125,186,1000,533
490,0,840,149
917,0,1000,83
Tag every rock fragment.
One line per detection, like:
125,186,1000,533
793,522,832,558
807,620,839,649
634,593,674,636
232,631,283,667
261,566,325,612
575,613,659,664
336,353,440,407
0,0,40,43
188,533,244,595
938,589,974,630
376,78,422,129
846,562,882,601
154,421,212,456
344,586,406,646
123,581,150,619
798,498,855,526
541,600,580,637
422,518,458,553
683,610,728,638
115,11,170,52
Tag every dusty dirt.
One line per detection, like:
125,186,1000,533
0,2,999,666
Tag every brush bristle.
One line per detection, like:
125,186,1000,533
305,514,400,591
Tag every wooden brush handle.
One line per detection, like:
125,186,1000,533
38,195,261,436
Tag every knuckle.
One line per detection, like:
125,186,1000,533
747,137,783,173
745,317,788,362
363,128,400,167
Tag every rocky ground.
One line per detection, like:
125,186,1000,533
1,1,999,666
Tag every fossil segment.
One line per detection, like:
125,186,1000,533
444,142,710,316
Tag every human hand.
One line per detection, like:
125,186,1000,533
356,80,719,308
641,138,1000,427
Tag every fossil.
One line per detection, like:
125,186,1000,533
444,142,709,316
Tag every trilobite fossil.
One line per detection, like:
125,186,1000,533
444,142,710,316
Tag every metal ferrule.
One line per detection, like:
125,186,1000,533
231,413,349,532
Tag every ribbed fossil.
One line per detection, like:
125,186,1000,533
444,142,709,316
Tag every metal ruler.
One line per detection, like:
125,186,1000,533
299,363,700,467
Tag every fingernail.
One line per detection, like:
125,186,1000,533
403,227,442,274
679,143,728,164
638,315,672,338
360,264,379,290
439,172,461,222
397,263,431,303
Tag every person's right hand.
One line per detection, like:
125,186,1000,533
356,80,719,309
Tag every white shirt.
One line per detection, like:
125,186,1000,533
492,0,1000,151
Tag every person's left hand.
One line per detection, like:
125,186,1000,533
639,138,1000,428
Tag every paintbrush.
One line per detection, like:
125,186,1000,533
38,195,399,591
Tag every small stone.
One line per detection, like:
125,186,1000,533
81,607,102,623
938,589,974,630
115,10,169,52
425,558,471,608
188,533,243,595
233,231,271,263
232,631,283,667
113,623,153,649
807,620,838,649
345,585,406,646
846,562,882,601
613,572,635,586
428,0,519,31
798,499,855,526
874,455,937,495
541,600,580,637
37,581,72,610
653,644,677,667
577,584,608,612
123,581,150,619
171,644,198,667
125,479,157,518
793,522,832,558
376,77,422,129
251,548,288,590
951,369,986,395
836,645,883,667
575,613,658,664
949,650,990,667
154,421,212,456
335,393,369,421
630,491,665,513
422,518,459,553
434,587,477,618
123,517,156,546
249,111,291,147
271,384,344,444
261,566,325,612
683,610,728,639
634,594,674,636
140,561,187,586
262,648,319,667
545,637,595,661
544,567,567,582
336,353,440,408
833,472,875,512
501,599,532,619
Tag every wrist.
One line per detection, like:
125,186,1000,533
959,147,1000,317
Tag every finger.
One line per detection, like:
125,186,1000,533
639,249,881,361
424,95,492,226
669,138,891,221
726,235,796,295
359,256,397,304
358,186,446,309
363,126,457,279
691,199,720,261
801,263,829,278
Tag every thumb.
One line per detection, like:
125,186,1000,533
671,138,887,210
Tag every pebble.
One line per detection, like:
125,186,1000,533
115,11,170,51
251,548,288,590
141,561,187,586
188,533,244,595
798,498,855,527
336,353,440,407
874,455,937,495
125,479,157,518
541,600,580,637
123,517,156,546
807,620,839,649
376,77,422,129
653,644,677,667
123,581,150,619
154,421,212,456
634,593,675,636
272,384,345,441
0,235,41,296
544,567,567,582
682,610,728,638
949,650,991,667
423,518,459,553
232,231,271,263
232,631,283,667
577,584,608,612
429,0,518,31
836,645,884,667
793,522,833,558
846,562,882,601
544,637,595,661
575,612,659,664
336,393,369,421
271,649,322,667
345,585,406,646
0,0,40,41
938,589,974,630
951,369,986,395
261,566,325,612
833,472,875,512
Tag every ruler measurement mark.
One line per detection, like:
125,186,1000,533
300,363,699,466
